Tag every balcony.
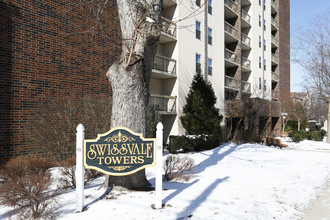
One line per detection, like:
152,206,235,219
152,55,176,79
271,0,277,13
225,76,240,91
271,35,278,47
163,0,177,8
271,53,279,64
160,17,177,43
272,72,279,82
224,0,238,19
225,22,238,43
272,90,279,101
149,94,177,115
241,33,251,49
271,17,278,30
242,81,251,94
241,57,251,72
241,0,251,6
241,9,251,28
225,49,238,67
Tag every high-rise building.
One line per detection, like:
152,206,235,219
149,0,290,141
0,0,290,164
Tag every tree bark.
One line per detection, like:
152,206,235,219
105,0,162,190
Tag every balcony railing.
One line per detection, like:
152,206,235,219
242,57,251,70
271,17,278,29
241,33,251,47
161,17,176,37
225,49,237,64
225,22,238,39
242,81,251,93
224,0,238,13
271,53,279,64
272,72,279,81
272,90,279,100
225,76,240,90
271,35,278,46
153,55,176,75
271,0,277,9
149,94,176,113
241,9,251,24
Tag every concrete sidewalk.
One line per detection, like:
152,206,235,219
302,180,330,220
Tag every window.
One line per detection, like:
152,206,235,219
208,28,212,45
264,59,266,70
208,0,212,15
259,36,261,48
264,79,266,91
196,54,201,73
264,19,266,31
259,56,262,69
259,15,261,27
264,39,266,51
259,77,262,90
208,58,212,75
196,0,201,7
196,21,201,39
264,0,266,10
259,0,261,5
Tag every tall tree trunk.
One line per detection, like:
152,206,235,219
298,118,301,131
105,0,162,190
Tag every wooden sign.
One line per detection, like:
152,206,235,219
84,127,156,176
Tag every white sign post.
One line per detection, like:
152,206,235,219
76,124,85,212
155,122,163,209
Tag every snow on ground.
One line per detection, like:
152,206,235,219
1,140,330,220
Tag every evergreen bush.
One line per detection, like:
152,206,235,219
146,104,161,138
180,71,223,136
169,135,220,153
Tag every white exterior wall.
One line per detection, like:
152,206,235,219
176,1,225,135
151,0,280,141
249,0,272,100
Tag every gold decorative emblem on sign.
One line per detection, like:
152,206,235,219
108,166,131,171
104,131,136,143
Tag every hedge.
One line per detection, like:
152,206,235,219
169,135,221,154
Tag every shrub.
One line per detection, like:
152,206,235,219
146,104,161,138
169,135,221,154
164,155,195,182
58,157,103,189
27,95,112,161
0,158,58,219
292,133,304,142
289,129,326,142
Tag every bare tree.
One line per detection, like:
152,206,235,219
294,14,330,143
290,100,307,131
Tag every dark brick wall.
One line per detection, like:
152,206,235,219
278,0,290,106
0,0,120,165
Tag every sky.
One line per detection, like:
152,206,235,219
290,0,330,92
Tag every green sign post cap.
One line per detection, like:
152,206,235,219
84,127,156,176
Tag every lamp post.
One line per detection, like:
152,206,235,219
282,112,288,132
